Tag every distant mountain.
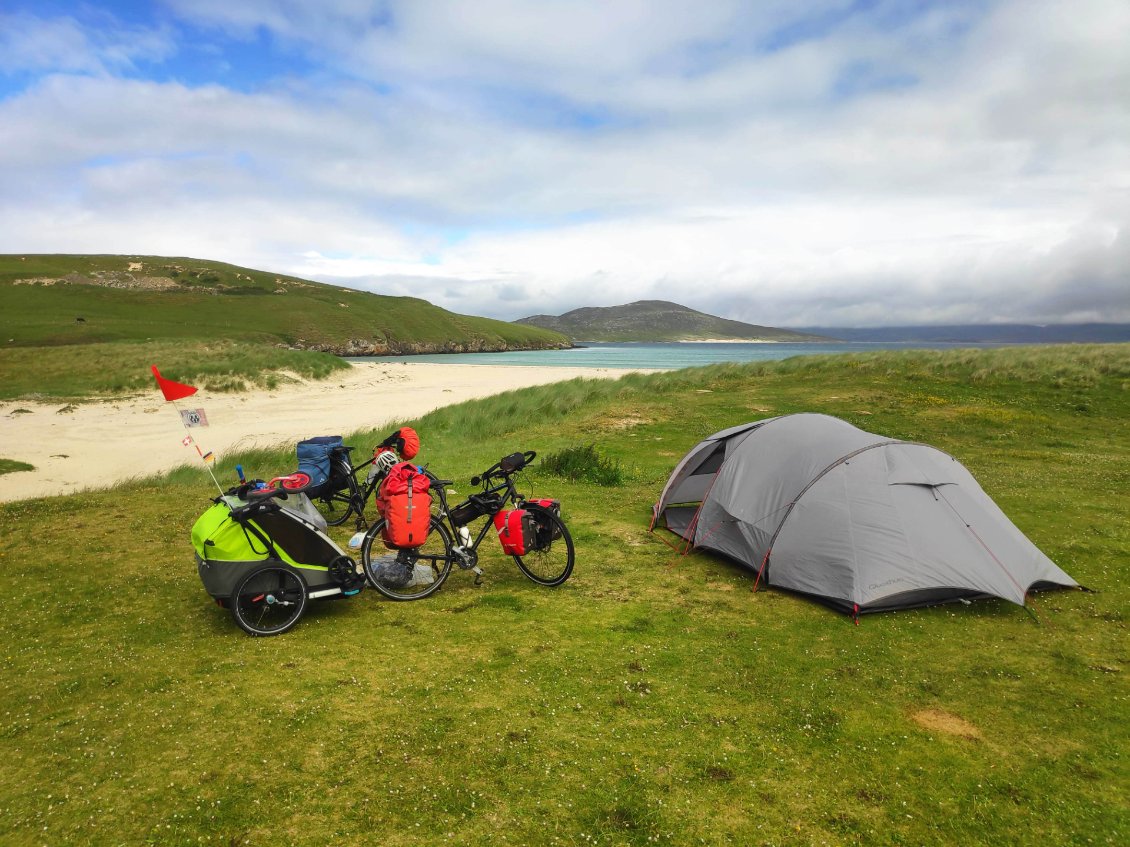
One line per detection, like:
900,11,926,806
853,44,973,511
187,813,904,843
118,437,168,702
516,300,828,342
800,324,1130,344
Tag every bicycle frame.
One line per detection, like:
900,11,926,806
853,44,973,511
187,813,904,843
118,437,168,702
308,447,387,529
426,453,562,570
345,454,383,509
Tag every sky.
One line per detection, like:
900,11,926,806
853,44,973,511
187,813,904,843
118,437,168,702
1,0,1128,327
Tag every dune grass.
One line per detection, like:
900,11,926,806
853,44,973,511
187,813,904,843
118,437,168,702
0,339,351,399
0,458,35,475
0,344,1126,846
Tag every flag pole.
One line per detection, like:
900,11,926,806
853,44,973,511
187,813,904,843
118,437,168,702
172,399,225,496
152,365,225,497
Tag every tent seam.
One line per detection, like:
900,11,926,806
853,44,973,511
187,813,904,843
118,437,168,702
765,440,908,554
934,487,1029,602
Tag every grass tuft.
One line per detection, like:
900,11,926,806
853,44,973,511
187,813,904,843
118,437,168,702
539,443,625,485
0,458,35,475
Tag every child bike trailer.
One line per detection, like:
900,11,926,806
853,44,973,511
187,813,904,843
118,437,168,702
191,483,365,636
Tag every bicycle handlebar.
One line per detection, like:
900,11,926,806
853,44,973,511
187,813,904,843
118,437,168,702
470,450,537,487
425,472,455,488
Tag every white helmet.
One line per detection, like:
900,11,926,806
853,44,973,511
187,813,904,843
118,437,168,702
373,449,399,475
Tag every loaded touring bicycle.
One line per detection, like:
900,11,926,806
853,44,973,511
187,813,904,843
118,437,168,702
361,450,575,600
192,479,366,636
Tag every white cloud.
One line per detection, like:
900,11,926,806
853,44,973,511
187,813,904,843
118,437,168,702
1,0,1127,326
0,10,174,76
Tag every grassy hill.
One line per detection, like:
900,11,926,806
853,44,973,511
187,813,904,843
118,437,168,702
0,254,570,354
516,299,828,342
0,344,1126,845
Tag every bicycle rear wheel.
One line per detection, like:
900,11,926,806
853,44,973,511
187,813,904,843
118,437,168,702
313,463,362,527
513,506,574,586
361,517,454,600
230,566,308,636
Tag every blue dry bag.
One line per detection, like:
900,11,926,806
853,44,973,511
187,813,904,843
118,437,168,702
296,435,343,492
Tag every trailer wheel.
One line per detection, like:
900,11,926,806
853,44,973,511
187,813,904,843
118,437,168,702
231,566,308,636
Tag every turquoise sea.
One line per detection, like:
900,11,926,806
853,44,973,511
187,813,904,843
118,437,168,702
349,340,1005,370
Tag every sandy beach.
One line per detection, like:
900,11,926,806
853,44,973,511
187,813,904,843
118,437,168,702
0,361,642,503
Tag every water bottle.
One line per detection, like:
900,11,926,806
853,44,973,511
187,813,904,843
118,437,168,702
348,531,365,550
457,526,472,549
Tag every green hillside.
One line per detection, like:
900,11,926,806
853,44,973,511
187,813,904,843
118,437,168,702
0,344,1126,845
516,299,828,342
0,254,569,354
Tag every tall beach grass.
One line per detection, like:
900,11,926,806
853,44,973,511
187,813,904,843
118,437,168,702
0,339,350,400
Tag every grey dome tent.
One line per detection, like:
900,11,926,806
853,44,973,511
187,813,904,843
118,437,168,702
651,413,1077,616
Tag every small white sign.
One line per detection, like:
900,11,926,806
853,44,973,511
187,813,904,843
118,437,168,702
180,408,209,427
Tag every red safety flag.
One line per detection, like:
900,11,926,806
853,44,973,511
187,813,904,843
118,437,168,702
151,365,198,402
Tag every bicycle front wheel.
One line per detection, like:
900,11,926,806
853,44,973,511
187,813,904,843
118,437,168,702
313,465,361,527
230,566,308,636
514,506,574,586
361,517,454,600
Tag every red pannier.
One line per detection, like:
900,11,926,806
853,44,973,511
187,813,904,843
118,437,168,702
494,509,537,556
376,462,432,548
525,497,560,517
524,498,563,540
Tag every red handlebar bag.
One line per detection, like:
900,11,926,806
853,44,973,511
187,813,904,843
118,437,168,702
377,462,432,548
494,509,537,556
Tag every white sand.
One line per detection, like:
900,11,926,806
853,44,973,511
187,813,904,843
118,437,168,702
0,362,644,502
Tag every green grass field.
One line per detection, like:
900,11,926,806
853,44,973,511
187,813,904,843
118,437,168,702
0,345,1127,846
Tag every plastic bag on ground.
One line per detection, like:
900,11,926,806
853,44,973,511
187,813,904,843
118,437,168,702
405,564,435,588
370,553,413,588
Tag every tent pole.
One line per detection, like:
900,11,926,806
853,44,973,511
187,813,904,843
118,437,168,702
680,469,725,557
752,549,770,593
